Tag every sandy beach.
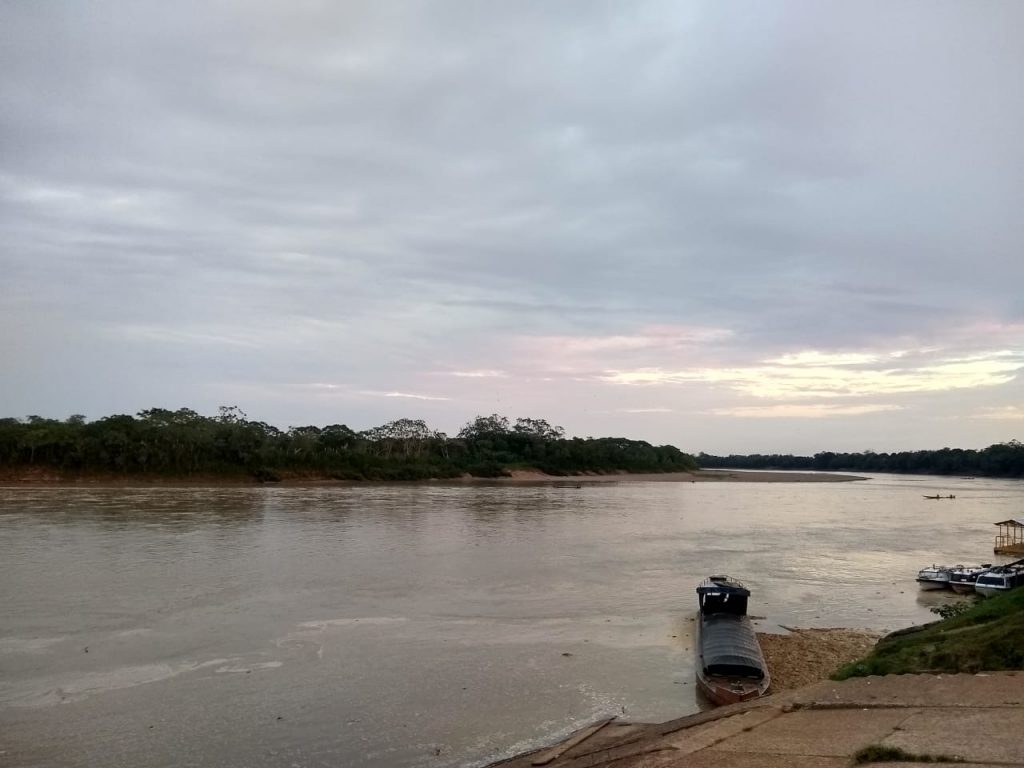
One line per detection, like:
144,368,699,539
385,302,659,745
757,627,881,692
496,469,866,483
0,467,867,487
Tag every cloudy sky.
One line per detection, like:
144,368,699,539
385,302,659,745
2,1,1023,454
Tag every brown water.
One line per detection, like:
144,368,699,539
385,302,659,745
1,475,1021,767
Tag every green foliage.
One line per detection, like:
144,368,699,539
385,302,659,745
853,745,964,764
833,587,1024,679
0,408,698,481
930,600,975,620
697,440,1024,478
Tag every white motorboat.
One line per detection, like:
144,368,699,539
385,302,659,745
974,564,1024,597
916,564,954,590
948,564,993,594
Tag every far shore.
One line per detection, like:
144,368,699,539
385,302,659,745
0,468,867,488
495,468,867,483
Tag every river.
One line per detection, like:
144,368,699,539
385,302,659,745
1,474,1020,767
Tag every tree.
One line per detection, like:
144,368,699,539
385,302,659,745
458,414,511,440
513,417,565,440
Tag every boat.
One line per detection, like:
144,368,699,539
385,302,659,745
948,564,993,594
916,564,955,590
922,495,955,499
974,560,1024,596
695,575,770,706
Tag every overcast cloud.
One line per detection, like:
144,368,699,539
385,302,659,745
2,1,1023,454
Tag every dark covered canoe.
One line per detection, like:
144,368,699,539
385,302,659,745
695,575,770,706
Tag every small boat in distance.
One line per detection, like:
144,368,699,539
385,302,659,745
948,564,993,594
923,494,956,499
916,564,955,590
695,575,770,706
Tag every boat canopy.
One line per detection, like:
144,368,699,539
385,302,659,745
700,614,766,679
697,575,750,616
994,518,1024,527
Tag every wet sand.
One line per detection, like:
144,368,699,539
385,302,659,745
498,469,866,483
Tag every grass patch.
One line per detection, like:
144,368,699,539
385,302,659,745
852,744,964,763
833,586,1024,679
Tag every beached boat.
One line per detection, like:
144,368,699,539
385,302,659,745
948,564,993,594
695,575,770,706
916,564,955,590
974,562,1024,597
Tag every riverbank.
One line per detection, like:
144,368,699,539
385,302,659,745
494,591,1024,766
490,672,1024,767
0,467,867,487
757,627,881,692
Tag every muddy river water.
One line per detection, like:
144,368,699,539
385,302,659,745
1,474,1021,767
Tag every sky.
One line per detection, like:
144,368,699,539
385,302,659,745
2,1,1023,455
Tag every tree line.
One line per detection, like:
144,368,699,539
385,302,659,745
0,407,697,481
697,441,1024,478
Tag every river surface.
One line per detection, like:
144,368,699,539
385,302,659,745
1,474,1021,767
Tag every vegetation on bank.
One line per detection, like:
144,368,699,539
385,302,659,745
698,441,1024,478
0,408,697,481
832,587,1024,679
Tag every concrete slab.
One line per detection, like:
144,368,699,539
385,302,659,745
667,753,849,768
709,708,912,756
882,708,1024,764
780,672,1024,710
565,722,647,756
660,708,783,755
486,673,1024,768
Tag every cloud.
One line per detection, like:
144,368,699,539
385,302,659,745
359,391,450,402
765,351,880,367
616,407,674,414
2,2,1023,453
972,406,1024,421
709,404,902,419
442,369,507,378
602,349,1024,399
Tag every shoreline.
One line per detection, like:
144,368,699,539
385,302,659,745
489,625,885,768
756,627,881,693
0,468,868,488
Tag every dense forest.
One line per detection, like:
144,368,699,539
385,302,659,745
698,441,1024,478
0,407,697,481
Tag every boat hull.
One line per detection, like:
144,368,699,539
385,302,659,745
695,670,769,706
975,585,1008,597
916,579,950,590
695,609,770,708
950,582,977,594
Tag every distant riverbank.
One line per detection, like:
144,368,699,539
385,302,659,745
0,467,867,487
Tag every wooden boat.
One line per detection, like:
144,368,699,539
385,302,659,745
923,495,955,499
695,575,770,706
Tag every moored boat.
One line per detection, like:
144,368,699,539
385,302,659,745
974,563,1024,597
695,575,770,706
916,564,954,590
948,564,993,594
